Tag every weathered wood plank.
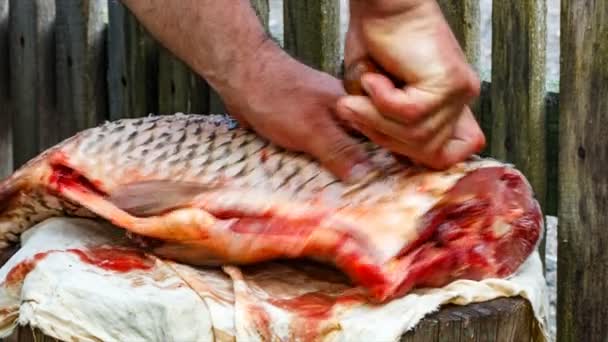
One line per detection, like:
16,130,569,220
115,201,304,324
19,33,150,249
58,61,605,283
436,0,480,72
557,1,608,341
0,0,11,178
283,0,340,76
107,1,158,120
400,297,540,341
157,47,209,115
8,0,57,167
55,0,107,140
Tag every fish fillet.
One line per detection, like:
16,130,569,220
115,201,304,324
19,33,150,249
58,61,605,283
0,113,543,302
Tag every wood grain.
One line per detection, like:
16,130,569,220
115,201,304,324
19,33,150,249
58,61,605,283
0,0,11,178
55,0,107,139
283,0,341,76
401,297,541,342
107,1,158,120
557,1,608,341
8,0,57,167
157,47,209,115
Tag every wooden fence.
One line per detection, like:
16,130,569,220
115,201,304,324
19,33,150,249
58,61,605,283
0,0,606,341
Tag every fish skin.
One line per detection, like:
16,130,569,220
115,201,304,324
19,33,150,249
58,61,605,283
0,113,543,302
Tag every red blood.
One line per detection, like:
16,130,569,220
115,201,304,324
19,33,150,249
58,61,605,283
5,251,52,286
269,291,364,341
248,304,272,341
49,163,106,196
260,148,269,163
66,247,155,273
3,246,154,288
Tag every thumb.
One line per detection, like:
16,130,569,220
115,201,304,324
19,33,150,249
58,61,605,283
437,107,486,167
305,120,374,184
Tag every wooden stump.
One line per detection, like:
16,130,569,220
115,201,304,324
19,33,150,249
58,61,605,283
1,297,540,342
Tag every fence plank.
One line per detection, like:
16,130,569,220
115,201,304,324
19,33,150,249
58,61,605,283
557,1,608,341
55,0,107,140
490,0,547,259
158,47,209,114
8,0,57,167
0,0,11,178
283,0,340,76
436,0,480,72
107,1,158,120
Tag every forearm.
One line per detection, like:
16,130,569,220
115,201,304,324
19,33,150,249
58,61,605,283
120,0,275,95
349,0,436,16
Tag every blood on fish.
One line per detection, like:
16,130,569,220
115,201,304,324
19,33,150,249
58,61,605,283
3,247,154,288
260,148,269,163
49,163,106,196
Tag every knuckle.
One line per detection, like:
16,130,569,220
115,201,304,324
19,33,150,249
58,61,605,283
441,64,481,98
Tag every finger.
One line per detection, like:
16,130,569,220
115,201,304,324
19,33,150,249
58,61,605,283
360,73,446,124
305,119,374,184
419,115,456,157
434,107,486,168
337,95,413,145
343,17,366,67
349,120,419,160
337,94,458,145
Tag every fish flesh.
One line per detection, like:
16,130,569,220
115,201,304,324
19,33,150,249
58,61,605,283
0,113,543,302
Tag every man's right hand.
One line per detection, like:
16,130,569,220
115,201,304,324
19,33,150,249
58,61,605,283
337,0,486,169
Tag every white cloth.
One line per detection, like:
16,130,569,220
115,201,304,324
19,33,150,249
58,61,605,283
0,218,550,341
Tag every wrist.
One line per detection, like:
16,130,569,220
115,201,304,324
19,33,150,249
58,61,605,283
214,37,295,112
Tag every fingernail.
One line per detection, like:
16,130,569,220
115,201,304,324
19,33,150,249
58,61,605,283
347,162,373,184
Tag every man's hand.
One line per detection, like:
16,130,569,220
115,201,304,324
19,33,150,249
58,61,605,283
121,0,372,183
337,0,486,169
221,40,373,182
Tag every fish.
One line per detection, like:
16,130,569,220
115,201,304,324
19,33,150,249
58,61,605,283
0,113,543,303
